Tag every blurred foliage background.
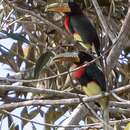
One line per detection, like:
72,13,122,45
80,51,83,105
0,0,130,129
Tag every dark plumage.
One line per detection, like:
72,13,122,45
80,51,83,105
72,51,106,92
52,51,109,130
64,2,101,57
46,2,101,57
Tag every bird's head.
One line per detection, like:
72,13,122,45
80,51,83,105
45,2,82,14
52,51,93,66
52,51,94,79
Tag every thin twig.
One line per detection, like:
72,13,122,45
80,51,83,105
91,0,130,75
0,84,130,110
0,53,107,83
107,7,130,73
91,0,116,42
9,2,69,37
2,110,130,129
0,85,84,98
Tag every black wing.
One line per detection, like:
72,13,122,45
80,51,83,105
86,64,106,91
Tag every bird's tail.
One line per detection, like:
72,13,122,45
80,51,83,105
93,35,104,67
100,97,109,130
103,104,109,130
93,35,101,57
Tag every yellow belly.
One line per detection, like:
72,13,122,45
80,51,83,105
83,81,102,96
73,33,92,49
83,81,107,110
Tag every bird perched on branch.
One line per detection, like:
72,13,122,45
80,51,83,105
45,2,101,57
52,51,109,130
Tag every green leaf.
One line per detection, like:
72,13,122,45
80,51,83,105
128,35,130,40
124,122,130,130
124,47,130,57
14,125,19,130
45,106,68,125
34,51,55,78
0,10,4,31
10,43,24,68
39,109,44,117
10,124,19,130
1,30,30,44
8,114,13,127
28,109,39,119
8,114,16,130
32,124,37,130
21,107,29,126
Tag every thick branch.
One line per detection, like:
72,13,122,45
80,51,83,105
0,85,84,98
0,84,130,110
92,0,130,74
91,0,116,41
1,98,130,110
2,109,130,129
58,104,87,130
8,2,69,36
107,7,130,73
80,118,130,130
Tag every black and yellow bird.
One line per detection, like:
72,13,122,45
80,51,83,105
45,2,101,57
52,51,109,130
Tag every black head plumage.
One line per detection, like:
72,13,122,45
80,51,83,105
76,51,94,65
67,2,82,14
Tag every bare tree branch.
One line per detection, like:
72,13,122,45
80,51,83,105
91,0,116,41
107,7,130,73
2,110,130,129
0,85,84,98
0,84,130,110
9,2,69,37
58,104,87,130
80,118,130,130
91,0,130,74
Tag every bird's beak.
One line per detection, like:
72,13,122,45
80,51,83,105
52,52,80,63
45,3,71,13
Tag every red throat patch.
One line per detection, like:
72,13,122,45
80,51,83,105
64,16,71,33
72,64,86,79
